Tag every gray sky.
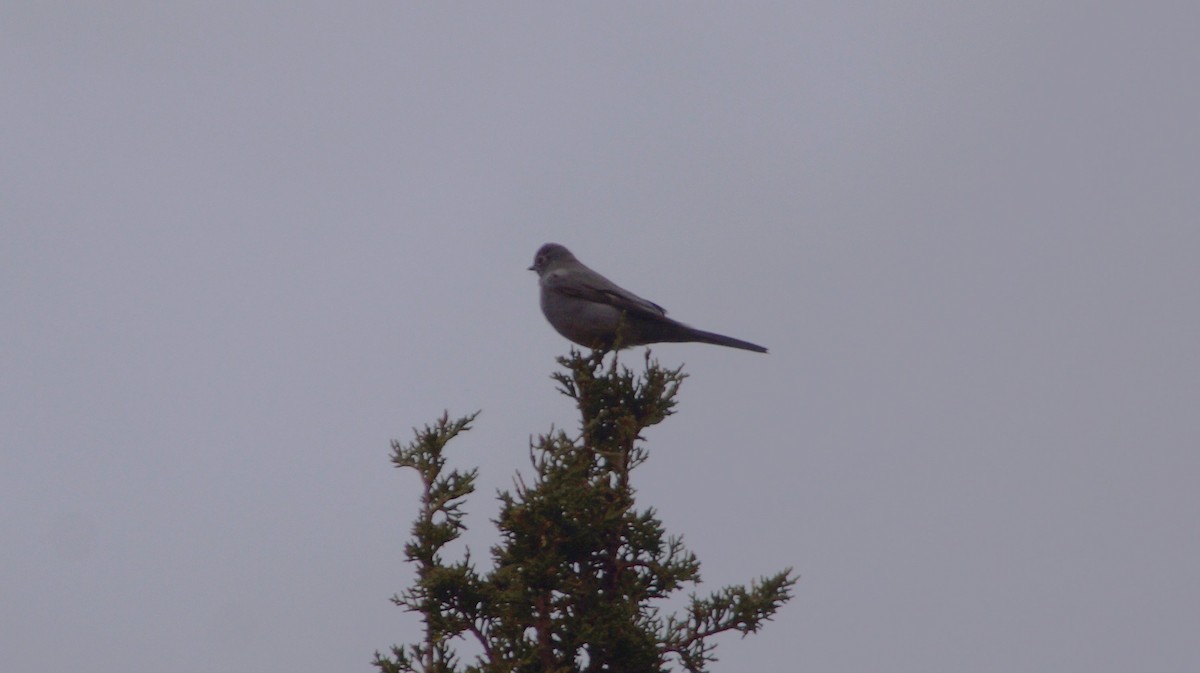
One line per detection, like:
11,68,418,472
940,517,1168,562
4,3,1198,672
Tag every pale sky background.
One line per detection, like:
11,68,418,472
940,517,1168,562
3,3,1198,672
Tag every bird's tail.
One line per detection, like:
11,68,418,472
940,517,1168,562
684,327,769,353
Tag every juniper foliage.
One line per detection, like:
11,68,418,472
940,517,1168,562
375,350,795,673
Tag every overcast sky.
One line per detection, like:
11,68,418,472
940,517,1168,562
3,3,1198,672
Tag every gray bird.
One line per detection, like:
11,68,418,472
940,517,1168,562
529,243,767,353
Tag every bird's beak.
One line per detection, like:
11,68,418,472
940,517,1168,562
527,264,536,271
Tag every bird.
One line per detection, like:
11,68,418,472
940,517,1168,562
529,243,767,353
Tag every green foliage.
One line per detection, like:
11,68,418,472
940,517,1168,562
375,351,795,673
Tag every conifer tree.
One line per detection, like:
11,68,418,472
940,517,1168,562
375,350,795,673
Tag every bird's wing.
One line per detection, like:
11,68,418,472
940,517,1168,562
545,267,667,317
